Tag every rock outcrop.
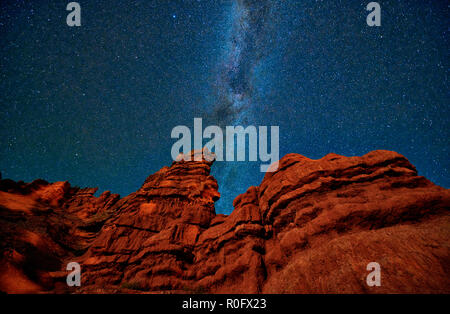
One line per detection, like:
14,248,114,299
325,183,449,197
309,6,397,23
0,150,449,293
0,179,119,293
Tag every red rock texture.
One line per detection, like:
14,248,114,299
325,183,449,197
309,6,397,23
0,179,119,293
0,149,449,293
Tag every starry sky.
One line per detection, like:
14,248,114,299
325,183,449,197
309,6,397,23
0,0,448,214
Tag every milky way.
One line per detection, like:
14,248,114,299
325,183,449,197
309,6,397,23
207,0,279,213
210,0,275,126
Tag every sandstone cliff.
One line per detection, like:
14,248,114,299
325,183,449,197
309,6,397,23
0,149,449,293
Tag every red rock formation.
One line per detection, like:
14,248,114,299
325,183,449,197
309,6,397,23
0,179,119,293
258,151,450,293
0,150,449,293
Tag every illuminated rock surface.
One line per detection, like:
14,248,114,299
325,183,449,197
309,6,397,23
0,150,449,293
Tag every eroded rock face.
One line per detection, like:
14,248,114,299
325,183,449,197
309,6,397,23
0,150,449,293
0,179,119,293
257,151,450,293
75,149,221,291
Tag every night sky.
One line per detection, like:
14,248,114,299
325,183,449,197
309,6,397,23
0,1,448,214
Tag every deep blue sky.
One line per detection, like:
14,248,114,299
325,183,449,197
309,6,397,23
0,1,448,214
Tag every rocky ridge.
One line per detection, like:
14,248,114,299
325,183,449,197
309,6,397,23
0,149,449,293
